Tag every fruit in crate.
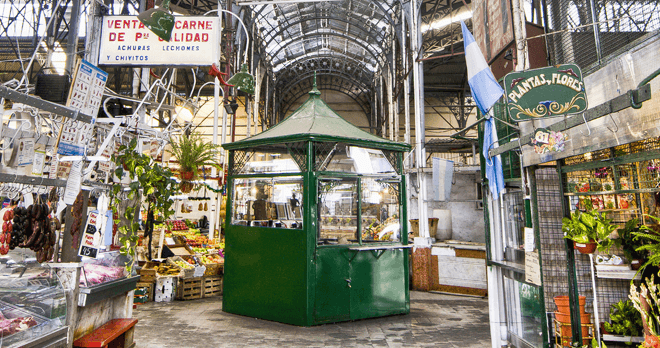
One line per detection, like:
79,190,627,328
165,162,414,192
156,264,180,275
174,260,193,269
201,254,223,264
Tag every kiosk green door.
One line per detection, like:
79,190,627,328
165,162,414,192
314,247,350,323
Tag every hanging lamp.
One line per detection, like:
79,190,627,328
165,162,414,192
225,63,255,95
138,0,175,42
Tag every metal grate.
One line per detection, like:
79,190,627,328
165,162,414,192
543,0,660,69
287,141,308,172
382,150,401,175
313,141,337,171
535,167,570,315
231,150,253,175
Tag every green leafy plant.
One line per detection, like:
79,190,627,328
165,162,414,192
618,218,649,262
110,138,177,273
562,209,619,252
167,132,221,181
603,299,644,338
632,215,660,274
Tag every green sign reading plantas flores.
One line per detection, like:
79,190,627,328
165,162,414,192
504,64,587,122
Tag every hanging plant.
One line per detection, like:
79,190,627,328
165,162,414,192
110,138,177,273
167,132,221,192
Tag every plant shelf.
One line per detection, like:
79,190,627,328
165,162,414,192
594,264,641,280
601,334,644,343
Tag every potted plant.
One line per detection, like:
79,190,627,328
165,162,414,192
631,215,660,274
618,218,649,270
603,299,644,339
168,132,221,192
630,273,660,347
562,209,618,254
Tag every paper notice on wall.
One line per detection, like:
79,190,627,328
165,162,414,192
31,145,46,176
525,251,542,286
56,159,72,179
17,138,35,166
58,60,108,156
524,227,535,252
63,161,83,205
98,141,116,173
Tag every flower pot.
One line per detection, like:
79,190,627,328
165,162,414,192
630,259,642,270
554,295,586,314
555,311,592,345
181,171,195,181
574,240,597,254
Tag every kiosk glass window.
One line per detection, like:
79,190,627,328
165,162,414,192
318,178,358,244
231,176,304,228
360,179,400,242
235,149,304,175
316,144,397,175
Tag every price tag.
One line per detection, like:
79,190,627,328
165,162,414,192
78,211,100,258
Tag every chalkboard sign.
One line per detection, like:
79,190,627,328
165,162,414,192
79,245,98,258
78,211,101,258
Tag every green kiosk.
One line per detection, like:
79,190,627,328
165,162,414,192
222,81,412,326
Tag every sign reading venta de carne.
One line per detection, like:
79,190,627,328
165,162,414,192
99,16,218,66
504,64,587,122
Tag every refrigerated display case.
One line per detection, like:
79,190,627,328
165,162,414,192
0,256,68,348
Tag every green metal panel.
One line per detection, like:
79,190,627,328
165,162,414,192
314,247,351,323
349,249,407,320
222,224,309,326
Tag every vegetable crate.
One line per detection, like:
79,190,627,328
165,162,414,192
134,282,154,303
202,262,224,276
139,261,160,283
202,276,222,298
176,277,203,300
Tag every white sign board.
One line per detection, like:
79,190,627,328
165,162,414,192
99,16,219,66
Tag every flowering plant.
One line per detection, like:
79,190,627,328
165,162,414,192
630,272,660,348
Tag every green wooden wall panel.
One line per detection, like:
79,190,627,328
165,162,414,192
222,225,309,326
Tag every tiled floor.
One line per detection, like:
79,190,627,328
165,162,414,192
133,291,491,347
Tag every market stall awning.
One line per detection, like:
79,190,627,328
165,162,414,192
223,81,411,152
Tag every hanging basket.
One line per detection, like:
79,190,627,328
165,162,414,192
180,181,194,193
574,240,597,254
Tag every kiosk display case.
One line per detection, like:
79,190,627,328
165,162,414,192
222,81,411,326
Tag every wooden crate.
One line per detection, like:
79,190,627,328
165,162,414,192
139,261,160,283
202,262,224,276
135,282,154,303
176,277,203,300
202,276,223,298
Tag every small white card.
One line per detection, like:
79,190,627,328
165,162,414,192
524,227,535,252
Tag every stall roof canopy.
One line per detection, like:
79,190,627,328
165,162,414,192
222,82,411,152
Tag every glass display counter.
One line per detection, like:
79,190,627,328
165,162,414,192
0,253,68,348
78,251,139,307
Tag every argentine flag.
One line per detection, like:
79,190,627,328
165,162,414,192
461,21,505,199
461,21,504,115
